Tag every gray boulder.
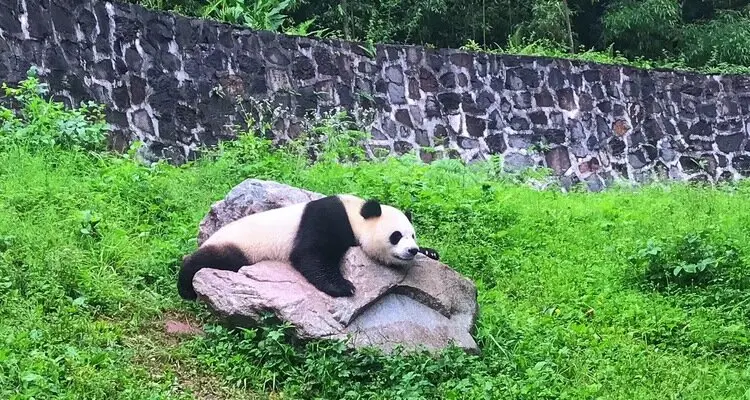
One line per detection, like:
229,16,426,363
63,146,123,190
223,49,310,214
197,179,324,244
191,179,479,354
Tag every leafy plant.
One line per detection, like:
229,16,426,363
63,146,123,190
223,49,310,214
631,231,744,291
283,17,337,38
0,68,109,152
200,0,323,35
201,0,283,30
510,0,574,51
680,8,750,68
297,111,370,164
602,0,682,59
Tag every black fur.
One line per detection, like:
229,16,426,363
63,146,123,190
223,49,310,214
289,196,360,297
360,199,382,219
418,247,440,261
389,231,403,245
177,243,250,300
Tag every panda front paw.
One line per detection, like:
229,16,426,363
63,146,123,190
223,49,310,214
321,278,356,297
418,247,440,261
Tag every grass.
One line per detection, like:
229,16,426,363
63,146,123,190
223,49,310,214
3,76,750,399
459,39,750,76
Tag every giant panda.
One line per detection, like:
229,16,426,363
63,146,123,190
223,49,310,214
177,194,440,300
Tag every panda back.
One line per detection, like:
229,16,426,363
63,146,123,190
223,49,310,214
201,202,308,263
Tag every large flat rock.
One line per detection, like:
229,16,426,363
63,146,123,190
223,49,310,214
191,179,479,354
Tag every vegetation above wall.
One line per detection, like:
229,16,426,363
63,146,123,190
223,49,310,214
127,0,750,75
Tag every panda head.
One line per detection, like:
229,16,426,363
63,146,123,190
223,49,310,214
357,199,420,267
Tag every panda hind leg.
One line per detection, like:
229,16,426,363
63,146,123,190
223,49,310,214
178,244,250,301
293,254,355,297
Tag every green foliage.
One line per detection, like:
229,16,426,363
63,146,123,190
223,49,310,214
189,317,484,399
126,0,204,16
631,231,745,291
510,0,574,51
4,76,750,398
282,16,336,38
0,68,109,152
602,0,682,59
680,8,750,68
297,111,370,164
462,38,750,75
129,0,750,73
201,0,293,31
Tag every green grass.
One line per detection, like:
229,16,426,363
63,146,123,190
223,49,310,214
459,39,750,76
3,76,750,399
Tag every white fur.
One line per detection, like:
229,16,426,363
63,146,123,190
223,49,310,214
201,201,306,263
201,194,419,266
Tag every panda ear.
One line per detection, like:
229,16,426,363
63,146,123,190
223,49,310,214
404,210,412,222
361,199,382,219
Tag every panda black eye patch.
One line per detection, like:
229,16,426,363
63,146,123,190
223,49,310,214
389,231,402,245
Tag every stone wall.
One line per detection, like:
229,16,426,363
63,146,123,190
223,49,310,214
1,0,750,189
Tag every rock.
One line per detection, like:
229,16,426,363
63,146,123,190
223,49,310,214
535,89,555,108
513,92,532,109
612,120,630,137
485,134,507,154
548,68,565,90
394,140,414,155
556,88,576,111
503,152,535,171
529,111,547,125
510,116,530,131
545,146,571,174
438,92,461,112
388,83,406,105
716,133,744,153
419,68,439,93
395,109,413,128
465,116,486,138
197,179,324,244
733,155,750,174
439,72,456,89
385,65,403,84
457,136,479,149
425,95,442,118
165,320,204,337
192,179,479,354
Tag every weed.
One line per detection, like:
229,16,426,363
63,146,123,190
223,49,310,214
630,231,745,291
461,38,750,75
0,68,109,152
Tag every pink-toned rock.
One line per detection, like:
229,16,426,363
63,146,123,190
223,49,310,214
165,320,204,336
191,179,479,354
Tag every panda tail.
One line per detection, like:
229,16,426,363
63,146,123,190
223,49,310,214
177,244,250,301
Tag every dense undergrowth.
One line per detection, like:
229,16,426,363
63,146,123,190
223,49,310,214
128,0,750,75
3,76,750,399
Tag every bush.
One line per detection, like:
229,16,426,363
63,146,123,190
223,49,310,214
630,231,744,291
0,68,109,152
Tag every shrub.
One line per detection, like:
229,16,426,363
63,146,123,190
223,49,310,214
0,68,109,152
630,231,744,291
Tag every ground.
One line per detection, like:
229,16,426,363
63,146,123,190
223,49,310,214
2,128,750,399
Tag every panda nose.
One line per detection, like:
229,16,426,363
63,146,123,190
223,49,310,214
408,247,419,256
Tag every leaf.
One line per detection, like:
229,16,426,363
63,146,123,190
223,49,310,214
21,372,42,382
